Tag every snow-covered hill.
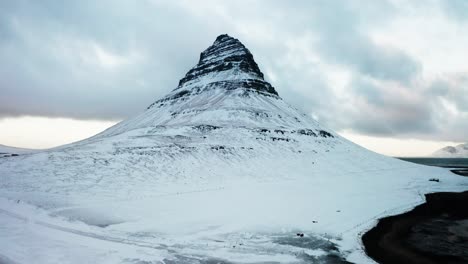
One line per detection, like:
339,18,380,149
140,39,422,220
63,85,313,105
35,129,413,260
432,143,468,158
0,144,36,157
1,34,467,264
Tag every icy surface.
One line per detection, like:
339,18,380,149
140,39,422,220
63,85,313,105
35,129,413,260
1,34,467,263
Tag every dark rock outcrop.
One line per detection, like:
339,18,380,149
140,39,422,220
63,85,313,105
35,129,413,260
177,34,266,88
148,34,279,110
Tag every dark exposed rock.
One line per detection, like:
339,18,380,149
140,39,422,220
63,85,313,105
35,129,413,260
296,129,317,137
254,112,270,118
271,137,292,142
149,80,278,109
257,128,270,133
177,34,265,88
192,125,221,132
274,129,286,135
211,145,225,150
147,34,280,110
319,130,334,138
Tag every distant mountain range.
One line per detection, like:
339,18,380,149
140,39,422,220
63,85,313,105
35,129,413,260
432,143,468,158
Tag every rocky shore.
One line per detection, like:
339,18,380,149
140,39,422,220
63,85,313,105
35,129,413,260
362,191,468,264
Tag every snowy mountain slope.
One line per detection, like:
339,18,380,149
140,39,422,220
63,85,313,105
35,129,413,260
432,143,468,157
0,34,467,264
0,144,36,157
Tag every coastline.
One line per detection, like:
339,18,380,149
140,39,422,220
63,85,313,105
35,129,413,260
451,169,468,176
362,191,468,264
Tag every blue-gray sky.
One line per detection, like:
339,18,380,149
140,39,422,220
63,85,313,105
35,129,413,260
0,0,467,153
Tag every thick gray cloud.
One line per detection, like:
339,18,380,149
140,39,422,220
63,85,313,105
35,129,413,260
342,77,435,135
306,1,421,83
0,0,220,119
0,0,467,142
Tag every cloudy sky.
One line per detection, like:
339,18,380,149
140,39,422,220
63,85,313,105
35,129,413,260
0,0,467,156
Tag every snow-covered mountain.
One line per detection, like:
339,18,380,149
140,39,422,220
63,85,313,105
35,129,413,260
1,34,467,264
432,143,468,158
90,34,327,139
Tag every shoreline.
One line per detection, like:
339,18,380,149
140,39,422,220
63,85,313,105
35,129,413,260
362,190,468,264
397,157,468,169
451,169,468,176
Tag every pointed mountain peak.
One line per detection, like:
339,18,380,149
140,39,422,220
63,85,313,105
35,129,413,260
199,34,253,66
175,34,276,95
213,34,236,44
213,34,238,48
146,34,279,111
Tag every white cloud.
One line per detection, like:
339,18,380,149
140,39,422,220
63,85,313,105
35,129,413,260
0,116,117,149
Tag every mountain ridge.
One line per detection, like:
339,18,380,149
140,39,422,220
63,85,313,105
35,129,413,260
432,143,468,158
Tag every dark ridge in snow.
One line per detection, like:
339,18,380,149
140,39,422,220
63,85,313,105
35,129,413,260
149,79,278,109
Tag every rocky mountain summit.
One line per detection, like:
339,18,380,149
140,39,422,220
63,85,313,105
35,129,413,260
175,34,274,94
147,34,278,111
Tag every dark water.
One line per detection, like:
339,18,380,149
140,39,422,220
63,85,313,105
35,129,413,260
407,217,468,262
397,157,468,168
362,191,468,264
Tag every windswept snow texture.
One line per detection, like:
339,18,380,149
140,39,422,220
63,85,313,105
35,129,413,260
0,144,37,158
432,143,468,158
1,34,467,264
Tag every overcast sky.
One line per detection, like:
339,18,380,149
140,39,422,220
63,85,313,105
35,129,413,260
0,0,467,155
